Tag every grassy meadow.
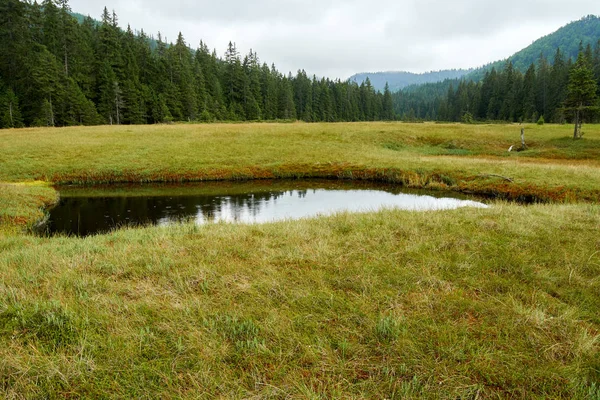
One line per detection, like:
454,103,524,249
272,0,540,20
2,122,600,201
0,122,599,398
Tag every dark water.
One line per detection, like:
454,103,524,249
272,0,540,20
39,181,487,237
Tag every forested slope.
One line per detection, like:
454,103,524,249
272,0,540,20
1,1,599,129
348,69,472,93
469,15,600,80
391,16,600,123
0,0,395,128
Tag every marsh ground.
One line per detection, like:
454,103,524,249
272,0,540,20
0,122,598,398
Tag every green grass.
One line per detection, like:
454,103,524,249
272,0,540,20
0,122,599,398
1,204,599,398
0,182,58,232
1,122,600,201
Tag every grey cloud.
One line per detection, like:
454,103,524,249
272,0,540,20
70,0,599,79
384,0,595,39
140,0,356,24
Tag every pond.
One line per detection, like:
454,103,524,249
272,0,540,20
39,180,488,237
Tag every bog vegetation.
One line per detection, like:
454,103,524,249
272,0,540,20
0,0,599,397
0,122,599,398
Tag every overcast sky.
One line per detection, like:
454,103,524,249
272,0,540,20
69,0,598,79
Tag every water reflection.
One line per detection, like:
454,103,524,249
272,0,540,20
40,181,487,237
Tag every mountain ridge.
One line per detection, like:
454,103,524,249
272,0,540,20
348,69,473,93
467,14,600,80
351,15,600,92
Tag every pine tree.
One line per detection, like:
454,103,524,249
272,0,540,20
522,64,537,121
195,42,225,119
0,0,32,122
150,91,172,123
97,8,123,76
193,55,209,118
261,64,278,120
548,48,569,122
169,32,197,120
62,77,100,125
29,44,64,126
536,54,551,119
243,50,262,120
293,70,312,121
38,99,55,127
41,0,61,58
565,50,599,138
278,76,296,120
0,88,24,128
96,61,119,124
382,83,394,120
56,0,75,78
478,71,493,119
224,42,245,119
593,40,600,95
359,78,375,121
120,25,144,124
74,16,97,99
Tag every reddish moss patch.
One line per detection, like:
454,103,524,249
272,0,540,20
38,163,600,204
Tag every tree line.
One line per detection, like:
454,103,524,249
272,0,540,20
393,43,600,125
1,0,598,130
0,0,395,129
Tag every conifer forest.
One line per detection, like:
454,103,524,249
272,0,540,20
0,0,599,129
0,0,396,128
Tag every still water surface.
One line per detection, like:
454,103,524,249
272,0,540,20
41,180,487,237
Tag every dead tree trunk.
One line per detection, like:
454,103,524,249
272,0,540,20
520,128,526,150
49,95,55,127
573,105,581,139
114,81,122,125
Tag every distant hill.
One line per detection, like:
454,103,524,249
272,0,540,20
70,11,90,24
467,15,600,80
354,15,600,93
348,69,473,93
390,15,600,123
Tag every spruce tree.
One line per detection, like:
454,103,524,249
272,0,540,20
120,25,144,124
193,53,209,119
278,76,296,120
29,44,63,126
536,54,551,119
96,61,119,124
522,64,537,121
0,88,24,128
593,40,600,95
382,83,394,120
565,50,598,138
169,32,197,120
223,42,245,119
548,48,569,122
293,70,312,121
243,50,262,120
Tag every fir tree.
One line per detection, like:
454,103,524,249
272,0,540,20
278,76,296,120
548,49,569,122
0,88,24,128
522,64,537,121
565,50,599,138
382,83,394,120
